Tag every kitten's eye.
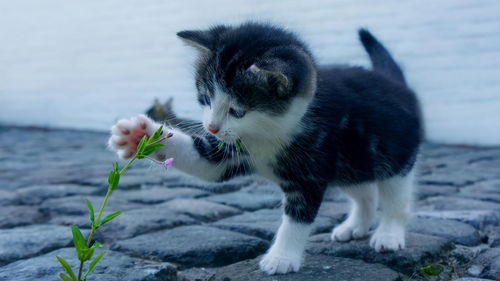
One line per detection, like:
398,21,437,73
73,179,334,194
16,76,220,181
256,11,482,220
201,95,211,107
229,107,246,118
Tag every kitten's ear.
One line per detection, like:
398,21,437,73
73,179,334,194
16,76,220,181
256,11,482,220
177,26,229,52
152,99,165,113
248,64,290,96
164,97,173,108
177,30,213,52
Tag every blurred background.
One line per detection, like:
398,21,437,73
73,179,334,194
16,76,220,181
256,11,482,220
0,0,499,145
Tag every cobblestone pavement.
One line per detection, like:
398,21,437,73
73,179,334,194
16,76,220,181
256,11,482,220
0,126,499,281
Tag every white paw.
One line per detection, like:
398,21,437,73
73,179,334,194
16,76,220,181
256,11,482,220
108,114,159,159
259,252,301,275
369,226,405,252
331,220,370,242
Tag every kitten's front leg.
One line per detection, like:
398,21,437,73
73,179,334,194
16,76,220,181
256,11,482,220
259,184,325,275
108,114,229,181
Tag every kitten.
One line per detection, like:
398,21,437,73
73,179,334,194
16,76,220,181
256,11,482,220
108,22,422,275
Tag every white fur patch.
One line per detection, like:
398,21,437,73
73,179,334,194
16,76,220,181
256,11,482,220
370,169,415,252
239,97,310,181
259,215,311,275
370,220,406,252
331,183,377,242
162,128,229,181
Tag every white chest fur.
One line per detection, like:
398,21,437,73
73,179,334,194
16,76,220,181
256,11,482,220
246,140,282,182
242,98,309,184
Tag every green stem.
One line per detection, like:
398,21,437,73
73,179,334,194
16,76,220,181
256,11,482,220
76,155,138,281
118,156,137,176
77,260,84,281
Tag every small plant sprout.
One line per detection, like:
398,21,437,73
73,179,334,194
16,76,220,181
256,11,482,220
419,263,444,277
217,141,224,149
56,125,172,281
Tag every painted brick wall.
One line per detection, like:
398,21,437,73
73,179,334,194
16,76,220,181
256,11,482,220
0,0,499,145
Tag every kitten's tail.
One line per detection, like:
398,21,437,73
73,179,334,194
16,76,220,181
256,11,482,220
358,29,406,85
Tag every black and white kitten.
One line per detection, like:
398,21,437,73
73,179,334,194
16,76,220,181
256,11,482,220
109,22,422,275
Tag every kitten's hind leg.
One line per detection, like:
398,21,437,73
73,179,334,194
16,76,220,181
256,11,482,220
370,169,415,252
331,183,378,242
260,187,325,275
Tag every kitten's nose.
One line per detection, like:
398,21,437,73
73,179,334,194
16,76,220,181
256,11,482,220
208,125,220,134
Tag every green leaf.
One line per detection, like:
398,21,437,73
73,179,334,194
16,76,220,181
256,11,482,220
70,225,87,261
107,170,116,186
113,171,120,186
107,170,113,185
82,247,94,262
56,256,76,281
83,252,106,281
217,142,224,149
99,211,123,226
148,125,164,144
142,143,164,156
112,172,120,190
136,135,148,155
59,273,73,281
107,170,120,191
114,162,119,172
81,241,101,262
85,200,95,224
420,264,444,277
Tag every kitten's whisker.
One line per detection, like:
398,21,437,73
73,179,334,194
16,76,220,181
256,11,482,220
176,123,206,137
214,147,228,171
230,134,256,170
234,144,244,177
166,119,206,136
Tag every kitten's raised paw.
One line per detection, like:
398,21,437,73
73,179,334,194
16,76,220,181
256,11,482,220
259,253,301,275
369,228,405,252
331,218,370,242
108,114,157,159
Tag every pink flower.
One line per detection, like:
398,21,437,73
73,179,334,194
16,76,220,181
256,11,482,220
163,158,174,167
166,132,174,138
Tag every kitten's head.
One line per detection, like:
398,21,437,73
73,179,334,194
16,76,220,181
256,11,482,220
178,22,317,144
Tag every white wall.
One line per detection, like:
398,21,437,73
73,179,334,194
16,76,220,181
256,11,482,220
0,0,499,145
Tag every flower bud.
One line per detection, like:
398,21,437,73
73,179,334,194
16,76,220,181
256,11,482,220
163,158,174,167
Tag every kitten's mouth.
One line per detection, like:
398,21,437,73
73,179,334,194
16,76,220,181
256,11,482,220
208,130,238,142
209,131,244,150
217,135,238,144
